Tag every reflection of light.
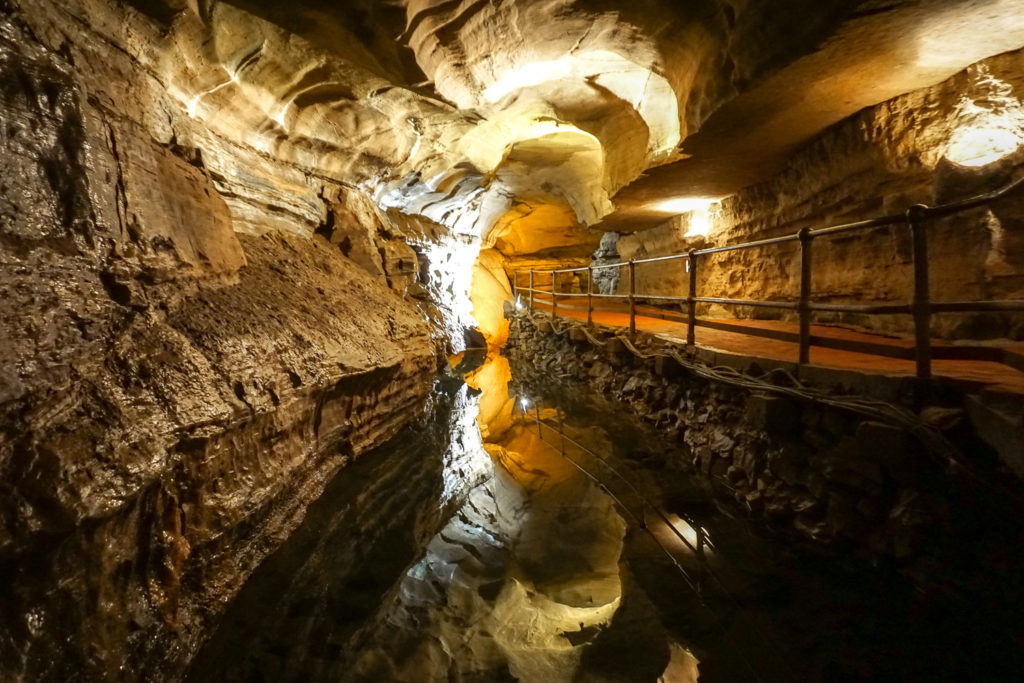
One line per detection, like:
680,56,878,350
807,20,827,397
654,197,716,214
515,294,525,310
186,72,239,118
665,513,712,556
945,119,1022,167
483,58,576,103
687,210,711,238
439,384,493,507
653,198,719,238
416,235,481,352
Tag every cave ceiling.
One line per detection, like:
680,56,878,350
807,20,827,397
132,0,1024,250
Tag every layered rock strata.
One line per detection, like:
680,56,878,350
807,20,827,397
0,5,440,678
184,378,486,682
615,50,1024,340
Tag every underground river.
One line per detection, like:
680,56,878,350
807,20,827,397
184,339,1024,682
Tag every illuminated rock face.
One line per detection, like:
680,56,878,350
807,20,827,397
3,0,1024,677
0,5,440,679
618,50,1024,339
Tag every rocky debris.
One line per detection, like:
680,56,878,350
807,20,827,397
503,313,976,561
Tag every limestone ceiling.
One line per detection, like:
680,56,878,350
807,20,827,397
602,0,1024,232
120,0,1024,248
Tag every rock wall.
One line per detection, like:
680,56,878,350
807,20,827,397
0,4,442,678
184,376,484,682
617,50,1024,340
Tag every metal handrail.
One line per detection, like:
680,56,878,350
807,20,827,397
512,176,1024,380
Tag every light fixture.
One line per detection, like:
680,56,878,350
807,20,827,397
519,397,531,410
515,294,524,310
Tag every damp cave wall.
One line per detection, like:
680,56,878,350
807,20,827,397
0,3,444,679
615,50,1024,341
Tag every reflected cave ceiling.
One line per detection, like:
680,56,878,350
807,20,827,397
138,0,1024,253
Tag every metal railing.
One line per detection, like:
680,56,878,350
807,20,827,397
513,177,1024,380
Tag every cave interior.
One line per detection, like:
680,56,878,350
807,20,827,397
3,0,1024,681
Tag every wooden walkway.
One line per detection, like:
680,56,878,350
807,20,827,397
530,300,1024,397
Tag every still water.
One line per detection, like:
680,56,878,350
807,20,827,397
186,352,1021,682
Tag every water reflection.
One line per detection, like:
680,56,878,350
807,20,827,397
189,343,1024,681
343,467,628,681
343,351,662,681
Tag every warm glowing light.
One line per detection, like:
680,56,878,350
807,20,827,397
945,120,1023,167
686,211,711,238
665,513,713,556
944,66,1024,167
653,197,719,237
654,197,716,214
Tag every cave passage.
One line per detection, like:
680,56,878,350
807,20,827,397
183,347,1023,683
4,1,1024,681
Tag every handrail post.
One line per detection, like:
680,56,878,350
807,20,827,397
557,409,567,455
908,204,932,381
551,270,558,320
628,260,636,338
587,266,593,327
535,405,543,440
529,270,534,311
687,250,697,347
798,227,813,364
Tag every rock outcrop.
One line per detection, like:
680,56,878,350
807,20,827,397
616,51,1024,340
504,311,1020,569
0,5,439,678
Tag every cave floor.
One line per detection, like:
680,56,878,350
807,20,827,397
530,300,1024,396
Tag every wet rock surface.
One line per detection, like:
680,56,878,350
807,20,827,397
0,8,440,678
0,226,439,679
184,377,484,682
176,336,1024,681
182,366,687,683
2,0,1024,680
